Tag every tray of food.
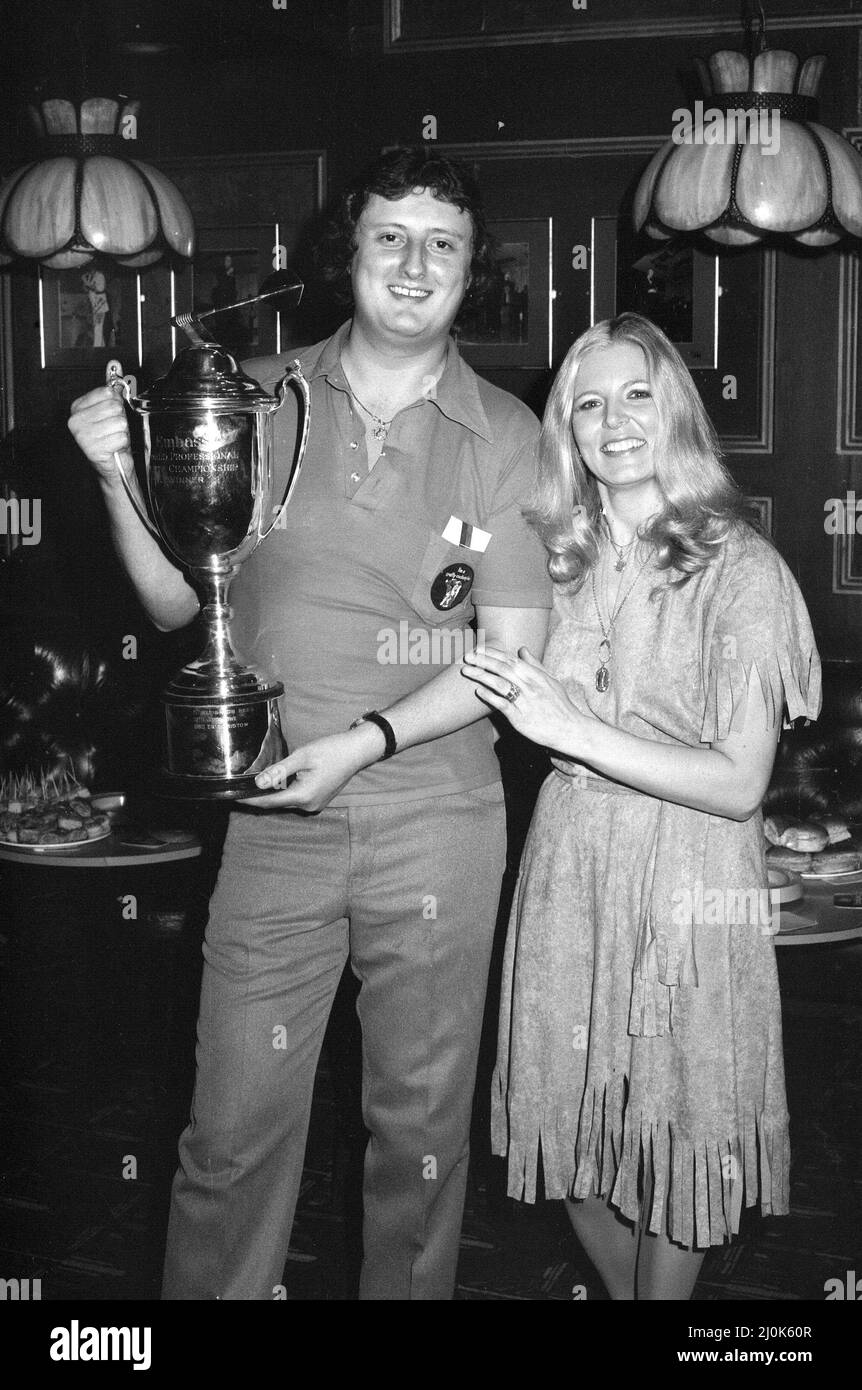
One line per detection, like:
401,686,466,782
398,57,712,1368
764,813,862,879
0,770,112,850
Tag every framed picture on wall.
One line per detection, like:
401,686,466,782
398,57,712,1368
591,216,719,370
742,495,774,537
136,224,303,382
833,535,862,594
454,218,552,369
591,217,775,453
191,226,285,360
102,149,325,382
385,0,851,50
38,265,141,370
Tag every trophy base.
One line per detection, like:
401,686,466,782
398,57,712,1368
147,768,280,801
157,682,287,800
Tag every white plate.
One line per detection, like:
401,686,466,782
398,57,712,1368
801,865,862,881
0,827,112,852
767,867,804,903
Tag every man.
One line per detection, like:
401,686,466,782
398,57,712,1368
68,147,551,1300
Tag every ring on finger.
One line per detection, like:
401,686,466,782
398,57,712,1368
505,682,522,704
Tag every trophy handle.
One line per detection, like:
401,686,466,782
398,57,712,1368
259,360,311,541
105,359,164,546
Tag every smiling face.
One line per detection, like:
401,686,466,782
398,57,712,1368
571,342,662,499
350,188,473,350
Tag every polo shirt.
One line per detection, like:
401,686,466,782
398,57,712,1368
230,320,552,804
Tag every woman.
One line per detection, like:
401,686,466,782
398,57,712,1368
462,312,820,1300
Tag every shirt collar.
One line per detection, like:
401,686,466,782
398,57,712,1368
309,320,493,444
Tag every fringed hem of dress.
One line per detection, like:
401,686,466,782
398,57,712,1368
700,645,821,744
492,1071,790,1249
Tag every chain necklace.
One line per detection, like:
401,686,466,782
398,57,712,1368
590,544,652,692
346,382,393,442
601,512,637,572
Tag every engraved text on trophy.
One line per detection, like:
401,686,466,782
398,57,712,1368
148,412,256,565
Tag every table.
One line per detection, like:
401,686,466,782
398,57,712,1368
774,870,862,946
0,829,201,869
0,820,211,1113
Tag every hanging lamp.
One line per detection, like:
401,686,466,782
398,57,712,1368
0,95,195,270
633,2,862,247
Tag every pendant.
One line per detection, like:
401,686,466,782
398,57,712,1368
614,558,626,572
595,638,611,692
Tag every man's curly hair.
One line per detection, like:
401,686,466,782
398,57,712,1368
315,146,496,324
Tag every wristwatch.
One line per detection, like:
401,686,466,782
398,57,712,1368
349,709,397,760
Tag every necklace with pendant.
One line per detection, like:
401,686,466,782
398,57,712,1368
348,385,393,442
590,544,651,692
601,512,637,572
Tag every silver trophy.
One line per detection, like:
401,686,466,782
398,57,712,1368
108,290,310,798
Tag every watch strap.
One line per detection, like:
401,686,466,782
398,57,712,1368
349,709,397,760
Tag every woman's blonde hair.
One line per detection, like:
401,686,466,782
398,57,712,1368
528,312,746,588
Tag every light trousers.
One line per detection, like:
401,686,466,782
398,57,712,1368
162,783,506,1300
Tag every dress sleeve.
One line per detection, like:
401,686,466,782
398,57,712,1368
699,530,822,743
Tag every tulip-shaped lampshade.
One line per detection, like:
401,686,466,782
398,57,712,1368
634,49,862,247
0,97,195,269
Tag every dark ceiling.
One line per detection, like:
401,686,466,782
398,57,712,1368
0,0,363,164
2,0,353,74
0,0,356,96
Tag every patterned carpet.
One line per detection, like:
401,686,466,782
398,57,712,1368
0,860,859,1304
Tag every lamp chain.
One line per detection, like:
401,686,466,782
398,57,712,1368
743,0,767,57
74,1,89,101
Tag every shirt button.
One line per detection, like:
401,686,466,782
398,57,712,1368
350,471,361,483
349,440,358,450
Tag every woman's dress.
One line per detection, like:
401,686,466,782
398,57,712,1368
491,525,821,1247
